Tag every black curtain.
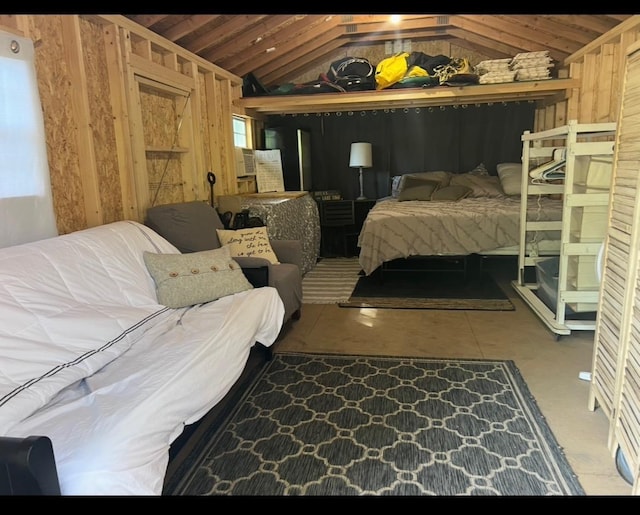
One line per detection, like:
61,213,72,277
265,101,535,200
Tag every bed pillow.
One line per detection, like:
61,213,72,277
397,177,441,201
216,226,280,264
449,172,505,198
143,246,253,308
431,185,473,201
404,171,451,188
496,162,523,195
392,171,451,197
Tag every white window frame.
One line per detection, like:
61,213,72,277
233,114,253,149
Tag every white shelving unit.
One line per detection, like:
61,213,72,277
512,120,616,337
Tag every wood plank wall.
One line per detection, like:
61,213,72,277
0,14,638,235
535,15,640,132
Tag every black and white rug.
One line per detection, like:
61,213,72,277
339,269,514,311
166,353,584,496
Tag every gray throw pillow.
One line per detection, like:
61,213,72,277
449,173,505,198
430,185,473,201
397,177,440,201
143,246,253,308
401,171,451,189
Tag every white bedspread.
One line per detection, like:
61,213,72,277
358,196,563,275
0,221,284,495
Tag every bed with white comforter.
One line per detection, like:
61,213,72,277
0,221,284,495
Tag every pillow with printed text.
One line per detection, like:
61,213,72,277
216,226,280,264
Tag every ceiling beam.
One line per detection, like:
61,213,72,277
219,15,332,75
257,27,346,86
449,40,504,61
497,15,596,48
446,28,527,61
452,15,569,62
541,14,623,34
264,40,347,87
126,14,169,28
186,15,268,55
457,15,581,56
340,27,450,46
339,15,447,39
202,15,292,63
336,14,440,26
161,15,221,42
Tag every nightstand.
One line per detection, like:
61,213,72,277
319,199,376,257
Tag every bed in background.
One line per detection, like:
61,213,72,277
357,165,563,276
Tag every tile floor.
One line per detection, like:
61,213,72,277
273,257,633,496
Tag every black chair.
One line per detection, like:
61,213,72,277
319,200,358,257
145,201,303,324
0,436,61,495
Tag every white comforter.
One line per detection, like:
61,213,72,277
358,196,563,275
0,221,284,495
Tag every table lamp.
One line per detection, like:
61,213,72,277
349,142,372,200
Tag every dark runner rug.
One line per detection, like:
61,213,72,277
339,269,514,311
166,353,584,496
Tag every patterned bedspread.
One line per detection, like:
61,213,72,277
357,196,563,275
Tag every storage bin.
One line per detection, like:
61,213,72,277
535,257,560,312
535,257,598,315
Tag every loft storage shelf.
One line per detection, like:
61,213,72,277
235,78,578,114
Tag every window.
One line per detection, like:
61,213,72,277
0,31,57,247
233,115,251,148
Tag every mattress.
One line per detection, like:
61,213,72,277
357,196,563,276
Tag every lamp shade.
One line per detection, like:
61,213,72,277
349,142,372,168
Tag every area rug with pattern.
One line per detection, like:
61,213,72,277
339,268,514,311
164,353,584,496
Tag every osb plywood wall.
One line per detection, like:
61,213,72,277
29,15,88,234
140,87,188,206
0,14,243,235
80,16,122,226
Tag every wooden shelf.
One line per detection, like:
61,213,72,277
235,78,578,115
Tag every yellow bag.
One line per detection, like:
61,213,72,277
405,65,429,78
374,52,409,90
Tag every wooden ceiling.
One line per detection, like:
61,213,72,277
125,14,632,88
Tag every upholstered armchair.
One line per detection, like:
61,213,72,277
145,201,302,324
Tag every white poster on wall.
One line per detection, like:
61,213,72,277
255,149,285,193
